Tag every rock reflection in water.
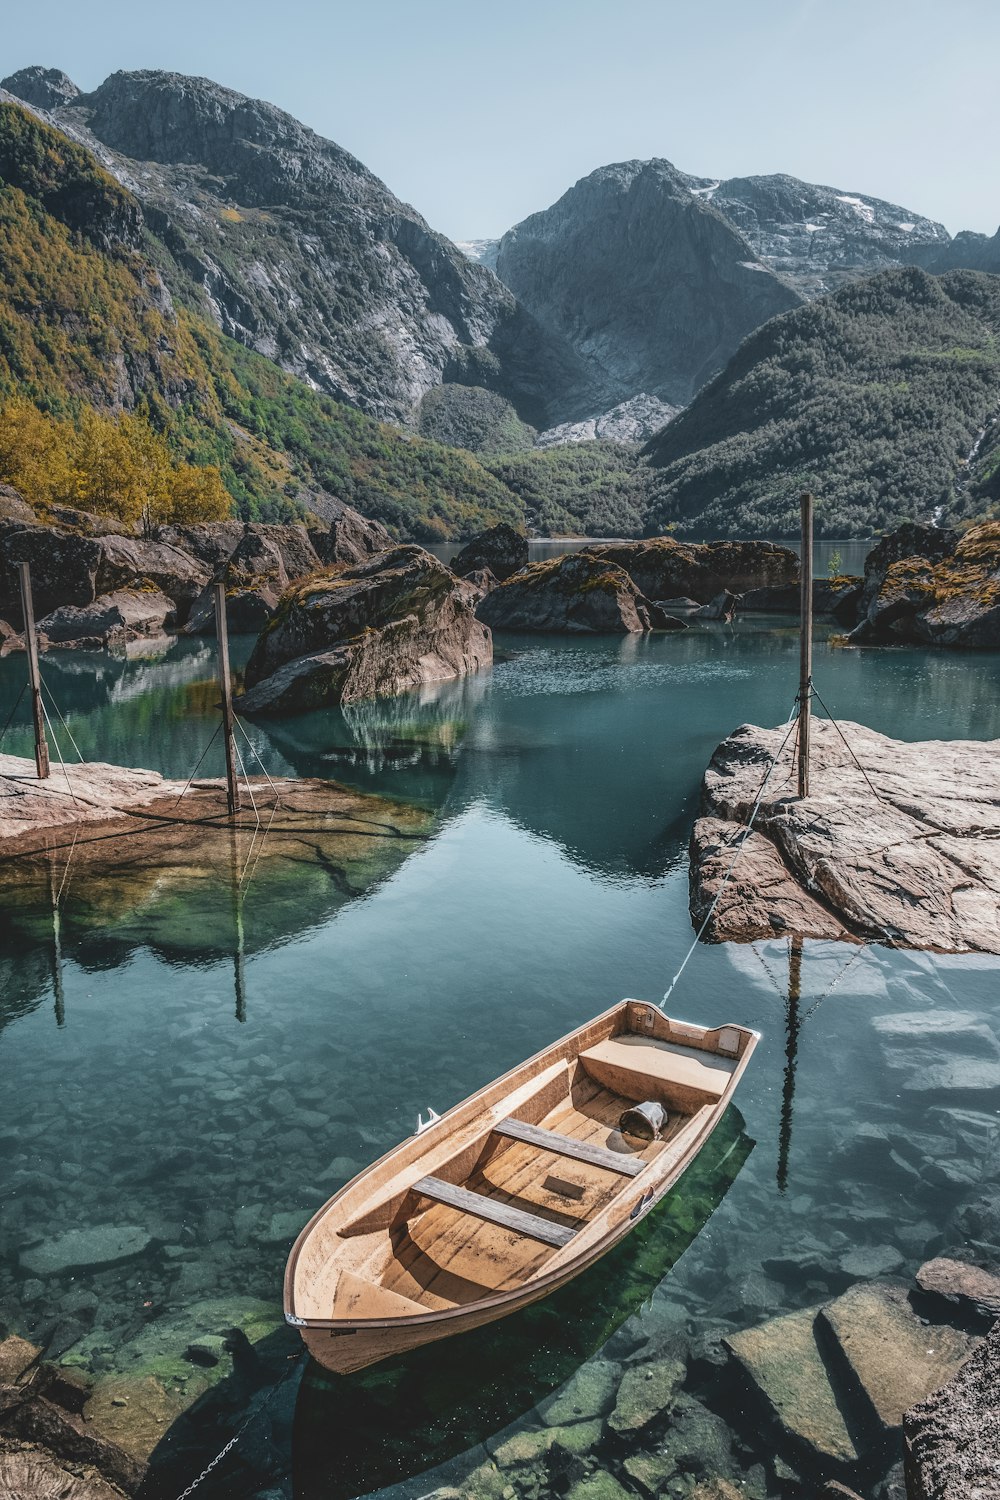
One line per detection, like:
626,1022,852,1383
291,1109,754,1500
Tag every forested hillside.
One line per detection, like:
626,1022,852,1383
0,100,520,538
642,268,1000,536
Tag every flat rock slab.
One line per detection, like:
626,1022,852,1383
19,1225,152,1278
691,720,1000,952
724,1306,859,1465
818,1282,976,1434
904,1322,1000,1500
915,1257,1000,1321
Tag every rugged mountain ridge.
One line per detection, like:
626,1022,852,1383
1,66,588,429
495,159,803,414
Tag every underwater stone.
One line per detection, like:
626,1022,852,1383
607,1356,684,1433
724,1305,859,1465
0,1333,40,1382
538,1358,619,1426
622,1450,678,1496
840,1245,905,1279
19,1225,153,1277
818,1282,977,1434
565,1473,632,1500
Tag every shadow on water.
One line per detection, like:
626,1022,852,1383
290,1108,754,1500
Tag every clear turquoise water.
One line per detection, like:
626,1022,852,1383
1,619,999,1499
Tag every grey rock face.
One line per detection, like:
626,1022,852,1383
238,545,492,713
475,553,677,634
2,68,582,427
1,66,81,110
904,1323,1000,1500
583,537,798,603
690,717,1000,952
534,393,681,449
496,159,802,411
451,522,528,581
704,173,949,298
37,589,177,650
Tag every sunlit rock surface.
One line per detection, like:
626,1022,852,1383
690,718,1000,952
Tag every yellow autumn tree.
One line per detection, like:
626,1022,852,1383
0,398,77,507
0,398,234,527
163,463,231,524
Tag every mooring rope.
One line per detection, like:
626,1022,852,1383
661,698,800,1010
172,722,223,808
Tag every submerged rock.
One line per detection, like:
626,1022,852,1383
239,545,492,714
817,1282,976,1435
690,718,1000,952
606,1356,685,1433
904,1321,1000,1499
451,523,528,582
724,1305,860,1466
19,1226,152,1278
476,552,684,633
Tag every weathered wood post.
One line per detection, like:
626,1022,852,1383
777,935,803,1192
797,492,814,800
17,561,50,780
213,582,241,817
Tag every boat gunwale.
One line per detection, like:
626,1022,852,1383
283,1000,760,1332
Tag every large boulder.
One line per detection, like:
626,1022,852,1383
476,553,686,633
850,523,1000,648
237,545,492,714
904,1321,1000,1499
92,535,209,613
0,525,104,619
452,523,528,582
584,538,799,603
307,498,394,568
36,590,177,650
183,524,323,635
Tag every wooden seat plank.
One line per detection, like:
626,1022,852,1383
495,1116,644,1177
411,1175,575,1248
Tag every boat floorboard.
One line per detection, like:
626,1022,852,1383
372,1079,689,1311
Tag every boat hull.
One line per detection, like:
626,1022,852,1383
285,999,758,1374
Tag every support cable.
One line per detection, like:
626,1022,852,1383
39,674,84,763
0,681,27,752
39,697,78,805
810,682,887,806
172,723,223,808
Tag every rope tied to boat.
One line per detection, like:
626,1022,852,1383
660,696,800,1010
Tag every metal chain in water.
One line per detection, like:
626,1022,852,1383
171,1352,304,1500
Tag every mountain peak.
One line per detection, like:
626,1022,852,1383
1,65,80,111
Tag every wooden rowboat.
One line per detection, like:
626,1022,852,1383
284,999,759,1373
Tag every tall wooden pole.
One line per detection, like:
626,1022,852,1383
213,583,241,817
17,561,50,780
797,492,814,800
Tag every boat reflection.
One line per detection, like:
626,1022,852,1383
292,1106,754,1500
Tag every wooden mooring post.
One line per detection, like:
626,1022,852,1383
797,492,814,800
17,561,50,780
213,583,241,817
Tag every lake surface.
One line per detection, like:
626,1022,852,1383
1,618,998,1499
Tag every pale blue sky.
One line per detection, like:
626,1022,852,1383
4,0,996,240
